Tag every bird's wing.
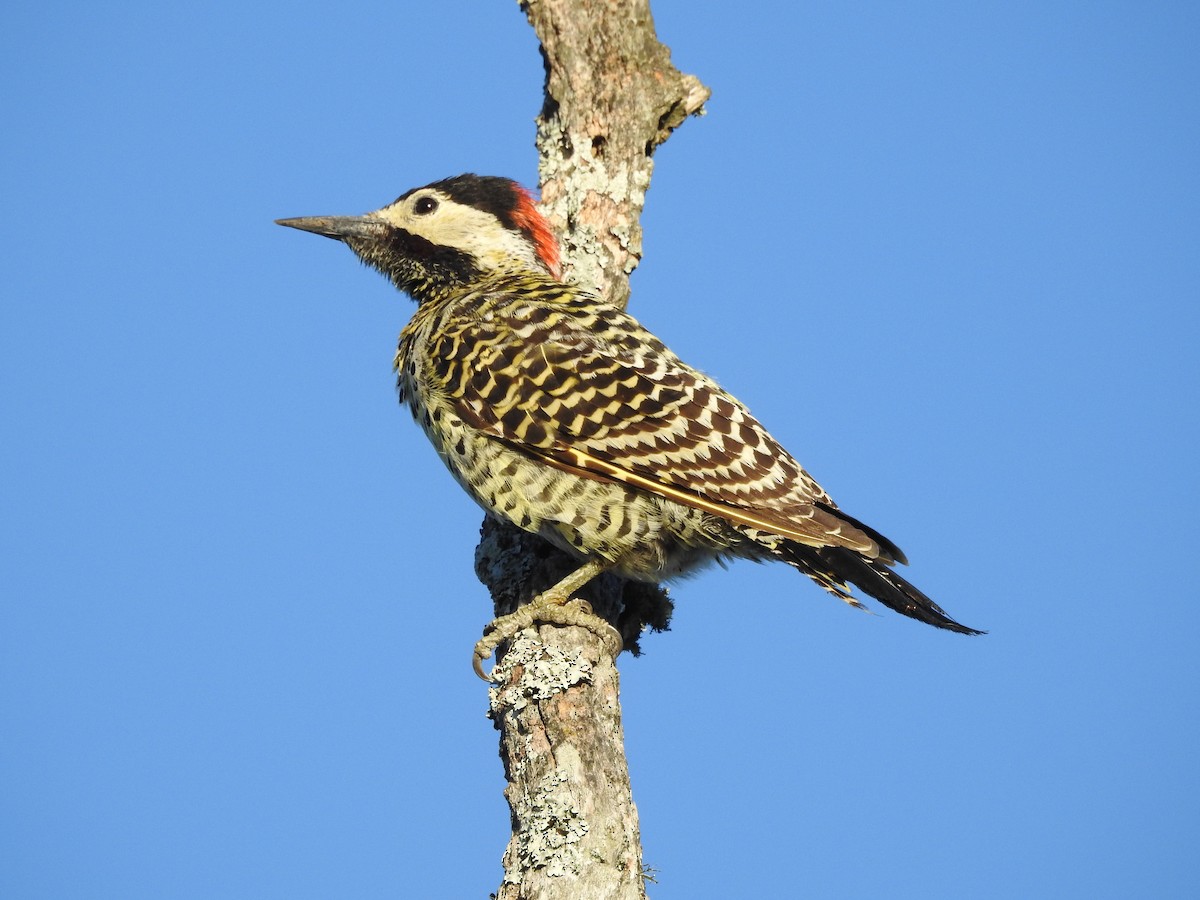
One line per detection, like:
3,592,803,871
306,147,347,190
429,305,899,560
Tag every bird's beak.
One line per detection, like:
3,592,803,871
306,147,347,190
274,214,386,242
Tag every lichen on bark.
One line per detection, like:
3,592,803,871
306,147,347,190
479,2,709,898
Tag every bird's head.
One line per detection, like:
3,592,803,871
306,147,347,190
276,174,562,304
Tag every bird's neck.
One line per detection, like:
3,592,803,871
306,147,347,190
409,266,584,310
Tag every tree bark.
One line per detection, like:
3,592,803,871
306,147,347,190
474,2,709,898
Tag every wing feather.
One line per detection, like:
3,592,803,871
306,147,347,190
431,303,893,559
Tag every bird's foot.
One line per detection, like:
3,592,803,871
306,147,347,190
472,562,623,681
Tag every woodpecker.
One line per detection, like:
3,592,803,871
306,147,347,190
277,174,981,675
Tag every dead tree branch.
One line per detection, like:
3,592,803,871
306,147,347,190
474,2,709,898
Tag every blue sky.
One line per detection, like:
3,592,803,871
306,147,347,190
3,2,1197,897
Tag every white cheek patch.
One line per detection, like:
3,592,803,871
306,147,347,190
375,194,543,272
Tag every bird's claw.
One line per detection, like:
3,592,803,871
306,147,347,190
472,597,623,681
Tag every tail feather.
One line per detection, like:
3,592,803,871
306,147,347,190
777,541,983,635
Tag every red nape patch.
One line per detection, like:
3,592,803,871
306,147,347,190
510,184,562,279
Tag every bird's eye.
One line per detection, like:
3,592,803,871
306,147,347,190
413,196,439,215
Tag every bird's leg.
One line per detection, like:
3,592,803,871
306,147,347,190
473,558,624,680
